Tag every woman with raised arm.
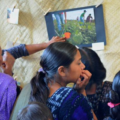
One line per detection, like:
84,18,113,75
0,36,65,120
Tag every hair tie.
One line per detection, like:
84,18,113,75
38,68,45,73
107,102,120,108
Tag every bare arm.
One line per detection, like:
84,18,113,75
3,36,66,59
26,36,66,55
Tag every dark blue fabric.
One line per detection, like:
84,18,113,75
47,87,93,120
104,117,114,120
2,44,29,59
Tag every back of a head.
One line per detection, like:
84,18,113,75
40,42,77,79
30,42,77,103
17,102,53,120
107,71,120,120
79,47,106,89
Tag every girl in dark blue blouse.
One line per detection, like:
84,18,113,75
29,42,95,120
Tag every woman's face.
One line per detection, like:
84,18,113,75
0,47,3,66
65,50,85,83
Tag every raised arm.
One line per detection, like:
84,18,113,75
26,36,66,55
2,36,66,59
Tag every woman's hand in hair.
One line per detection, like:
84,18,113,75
1,52,15,76
48,36,66,45
74,70,92,96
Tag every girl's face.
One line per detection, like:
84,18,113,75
64,50,85,83
0,47,3,66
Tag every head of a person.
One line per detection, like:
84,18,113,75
107,71,120,120
17,102,53,120
79,47,106,90
84,10,86,13
89,14,91,16
30,42,85,103
0,46,3,66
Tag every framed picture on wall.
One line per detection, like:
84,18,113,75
45,5,106,47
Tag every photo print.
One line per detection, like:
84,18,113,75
52,8,96,46
45,5,106,47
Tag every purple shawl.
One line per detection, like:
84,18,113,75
0,73,17,120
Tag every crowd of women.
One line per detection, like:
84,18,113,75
0,36,120,120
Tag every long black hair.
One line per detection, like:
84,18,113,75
79,47,106,89
30,42,77,103
17,102,53,120
107,71,120,120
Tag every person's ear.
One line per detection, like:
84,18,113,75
58,66,67,77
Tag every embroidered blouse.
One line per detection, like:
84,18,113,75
47,87,93,120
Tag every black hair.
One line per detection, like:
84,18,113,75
107,71,120,120
30,42,77,103
84,10,86,12
17,102,53,120
79,47,106,89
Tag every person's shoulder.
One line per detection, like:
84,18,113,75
62,88,91,110
47,87,73,103
63,88,91,108
47,87,93,120
47,87,86,109
103,81,112,89
57,87,87,101
52,87,86,100
0,73,16,84
58,88,93,119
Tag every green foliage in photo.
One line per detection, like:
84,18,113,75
53,20,97,46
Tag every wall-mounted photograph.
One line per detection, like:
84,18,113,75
52,8,96,46
45,5,106,47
